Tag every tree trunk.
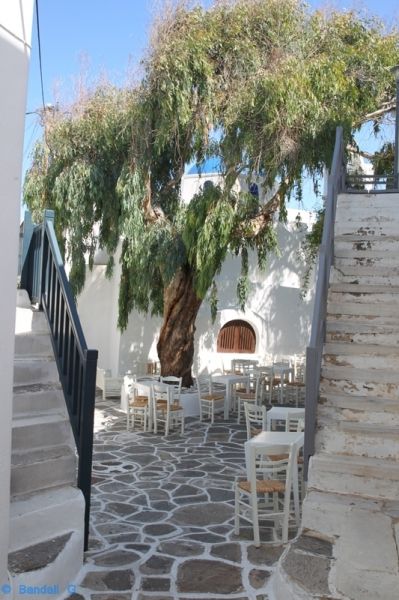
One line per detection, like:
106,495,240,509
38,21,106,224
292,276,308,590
157,267,202,388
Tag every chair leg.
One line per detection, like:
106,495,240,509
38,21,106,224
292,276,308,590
237,400,241,424
234,485,240,535
181,414,184,434
250,488,260,547
211,403,214,424
126,408,130,431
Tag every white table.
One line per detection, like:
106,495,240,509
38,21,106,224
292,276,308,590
266,407,305,431
244,430,304,472
211,374,249,419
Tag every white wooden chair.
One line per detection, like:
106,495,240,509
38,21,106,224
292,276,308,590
244,402,267,440
196,375,225,423
127,381,150,432
152,381,184,435
234,438,302,546
236,374,263,423
96,368,123,400
160,375,182,403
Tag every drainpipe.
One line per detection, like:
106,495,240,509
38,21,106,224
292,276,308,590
393,65,399,190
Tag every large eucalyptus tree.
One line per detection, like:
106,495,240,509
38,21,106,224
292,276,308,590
25,0,399,385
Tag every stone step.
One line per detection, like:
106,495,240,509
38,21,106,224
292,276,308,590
12,413,73,451
326,320,399,347
14,331,53,357
335,235,399,254
335,216,399,237
13,383,65,416
300,489,399,600
10,486,84,552
316,418,399,460
337,192,399,210
328,286,399,306
331,266,399,286
320,367,399,400
9,529,84,600
334,246,399,260
323,343,399,371
306,454,399,500
335,255,399,270
15,306,49,335
11,445,76,497
14,357,60,386
327,299,399,318
318,393,399,432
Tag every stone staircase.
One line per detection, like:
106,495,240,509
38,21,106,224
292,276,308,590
9,291,85,598
273,193,399,600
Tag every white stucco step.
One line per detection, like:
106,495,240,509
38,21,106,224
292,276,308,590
328,289,399,308
335,219,399,237
13,383,65,416
335,235,399,254
11,445,76,497
337,192,399,210
331,268,399,286
321,367,399,400
12,413,73,451
15,306,49,334
14,331,53,357
13,357,60,386
323,345,399,371
334,246,399,260
10,486,84,552
319,392,399,422
306,454,399,500
9,529,84,600
326,320,399,347
335,255,399,271
316,419,399,460
327,299,399,318
300,489,399,600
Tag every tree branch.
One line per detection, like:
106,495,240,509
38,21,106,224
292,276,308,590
346,144,374,160
356,98,396,126
237,181,287,238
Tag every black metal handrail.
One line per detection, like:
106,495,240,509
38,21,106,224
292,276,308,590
21,210,98,551
303,127,345,479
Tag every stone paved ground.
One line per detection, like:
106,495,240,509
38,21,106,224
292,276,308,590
69,395,288,600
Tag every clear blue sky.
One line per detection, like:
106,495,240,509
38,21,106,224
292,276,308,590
23,0,399,210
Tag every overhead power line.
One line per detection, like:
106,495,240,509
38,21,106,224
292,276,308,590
35,0,46,110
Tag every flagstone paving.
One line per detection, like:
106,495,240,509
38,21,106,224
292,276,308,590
68,396,287,600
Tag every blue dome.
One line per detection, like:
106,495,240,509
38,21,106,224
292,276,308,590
187,157,222,175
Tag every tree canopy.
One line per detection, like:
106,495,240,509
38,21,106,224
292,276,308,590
24,0,399,382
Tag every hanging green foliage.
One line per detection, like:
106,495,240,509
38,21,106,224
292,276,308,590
24,0,399,341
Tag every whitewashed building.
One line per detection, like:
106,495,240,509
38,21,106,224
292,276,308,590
77,162,316,379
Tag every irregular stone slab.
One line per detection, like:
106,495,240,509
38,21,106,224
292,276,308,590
80,570,134,591
91,550,140,567
143,524,177,537
208,487,235,501
139,555,174,575
157,540,204,557
177,559,243,594
247,545,284,566
211,543,242,563
107,533,141,544
9,532,72,574
282,550,330,596
183,532,227,543
249,568,271,589
106,502,138,517
172,502,233,526
291,533,333,558
126,510,167,523
141,577,171,592
174,484,203,497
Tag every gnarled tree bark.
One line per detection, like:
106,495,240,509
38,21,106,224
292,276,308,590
157,266,202,388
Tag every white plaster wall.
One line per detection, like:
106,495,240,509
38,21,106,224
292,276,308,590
0,0,34,587
193,214,315,375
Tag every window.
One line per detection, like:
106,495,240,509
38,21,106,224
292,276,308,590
217,320,256,353
249,182,259,197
